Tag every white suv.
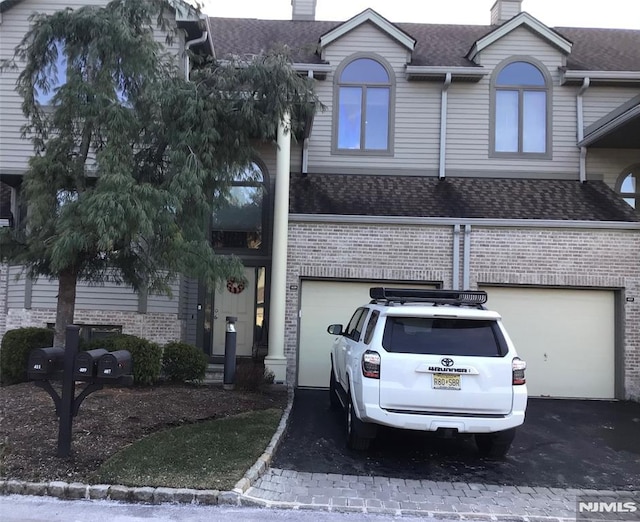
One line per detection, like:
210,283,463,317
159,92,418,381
327,288,527,457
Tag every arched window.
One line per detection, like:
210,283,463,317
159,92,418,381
491,59,551,157
617,167,639,212
211,162,267,251
334,56,393,153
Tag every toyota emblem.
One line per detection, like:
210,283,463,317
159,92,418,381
441,358,454,367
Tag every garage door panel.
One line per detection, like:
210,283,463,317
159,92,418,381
481,287,615,399
298,281,435,388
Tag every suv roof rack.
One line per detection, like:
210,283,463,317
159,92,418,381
369,287,488,307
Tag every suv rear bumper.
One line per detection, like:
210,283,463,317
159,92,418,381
356,387,527,434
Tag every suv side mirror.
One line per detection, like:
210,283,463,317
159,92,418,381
327,324,344,335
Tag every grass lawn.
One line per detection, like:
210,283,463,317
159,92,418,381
92,408,282,491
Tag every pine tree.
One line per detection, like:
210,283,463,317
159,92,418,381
0,0,318,346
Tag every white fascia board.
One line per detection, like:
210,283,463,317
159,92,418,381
290,213,640,230
579,104,640,147
320,8,415,51
406,66,488,81
292,63,333,74
561,69,640,85
468,12,572,62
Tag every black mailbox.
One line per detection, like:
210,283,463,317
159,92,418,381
97,350,132,380
74,348,108,380
28,347,65,380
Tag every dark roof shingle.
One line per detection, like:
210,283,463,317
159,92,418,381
209,17,640,71
289,175,640,222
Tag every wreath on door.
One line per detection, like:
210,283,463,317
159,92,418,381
226,277,245,294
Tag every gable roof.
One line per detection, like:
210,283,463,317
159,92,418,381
467,11,572,61
319,8,415,51
289,175,639,223
209,17,640,71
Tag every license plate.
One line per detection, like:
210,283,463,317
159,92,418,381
433,373,461,390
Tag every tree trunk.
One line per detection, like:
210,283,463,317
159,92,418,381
54,267,78,347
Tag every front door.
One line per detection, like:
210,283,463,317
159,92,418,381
212,267,256,357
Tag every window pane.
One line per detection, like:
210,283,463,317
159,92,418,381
523,91,546,153
341,58,389,83
338,87,362,149
621,173,637,193
364,87,389,150
497,62,545,86
212,186,264,249
623,197,636,209
35,40,67,105
495,90,519,152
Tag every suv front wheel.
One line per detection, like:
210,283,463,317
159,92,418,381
475,428,516,458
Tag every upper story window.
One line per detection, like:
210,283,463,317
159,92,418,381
617,167,639,212
334,56,394,154
491,59,551,158
35,39,127,106
211,162,267,251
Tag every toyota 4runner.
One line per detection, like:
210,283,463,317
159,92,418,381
327,287,527,457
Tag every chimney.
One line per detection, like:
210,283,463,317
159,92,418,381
490,0,522,25
292,0,317,21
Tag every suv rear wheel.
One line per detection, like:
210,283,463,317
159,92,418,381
346,392,371,451
475,428,516,458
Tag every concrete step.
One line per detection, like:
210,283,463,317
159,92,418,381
203,363,224,384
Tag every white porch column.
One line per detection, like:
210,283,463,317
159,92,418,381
265,113,291,383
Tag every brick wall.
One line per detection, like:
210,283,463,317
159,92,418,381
4,308,182,346
286,222,640,399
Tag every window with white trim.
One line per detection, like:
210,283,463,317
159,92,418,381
492,60,550,157
334,57,393,153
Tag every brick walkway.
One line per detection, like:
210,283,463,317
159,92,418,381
243,468,637,520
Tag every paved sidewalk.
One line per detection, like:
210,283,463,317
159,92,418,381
243,468,638,520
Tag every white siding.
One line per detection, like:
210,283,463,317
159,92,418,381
583,87,640,128
0,0,185,175
6,265,26,308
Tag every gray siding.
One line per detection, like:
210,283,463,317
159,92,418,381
587,149,640,189
0,0,185,176
583,87,640,128
179,276,198,346
147,279,180,314
6,265,27,308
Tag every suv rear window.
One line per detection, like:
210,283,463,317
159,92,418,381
382,317,506,356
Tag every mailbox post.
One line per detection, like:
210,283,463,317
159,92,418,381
28,325,133,458
223,316,237,391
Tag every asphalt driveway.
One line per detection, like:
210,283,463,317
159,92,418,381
272,389,640,490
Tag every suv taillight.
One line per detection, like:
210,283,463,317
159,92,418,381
512,357,526,385
362,350,381,379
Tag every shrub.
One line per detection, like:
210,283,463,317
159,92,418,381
84,334,162,385
162,342,208,383
234,361,275,392
0,327,54,385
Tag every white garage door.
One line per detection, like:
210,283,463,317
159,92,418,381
298,280,436,388
481,287,615,399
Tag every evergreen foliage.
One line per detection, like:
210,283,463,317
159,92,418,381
0,0,318,345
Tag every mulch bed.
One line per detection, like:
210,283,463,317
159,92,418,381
0,381,287,484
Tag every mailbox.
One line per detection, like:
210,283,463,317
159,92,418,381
74,348,108,380
28,347,65,380
97,350,132,380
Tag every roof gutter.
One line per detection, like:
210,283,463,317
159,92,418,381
289,214,640,230
561,70,640,86
579,104,640,147
185,29,208,79
406,66,487,82
577,77,590,183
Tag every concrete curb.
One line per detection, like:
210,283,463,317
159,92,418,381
0,390,296,507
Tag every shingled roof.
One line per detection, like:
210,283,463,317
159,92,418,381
209,17,640,71
289,175,640,222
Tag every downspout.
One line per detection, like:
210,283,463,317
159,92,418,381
439,73,452,179
184,30,209,80
577,77,590,183
452,224,461,290
463,225,471,290
302,70,314,175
